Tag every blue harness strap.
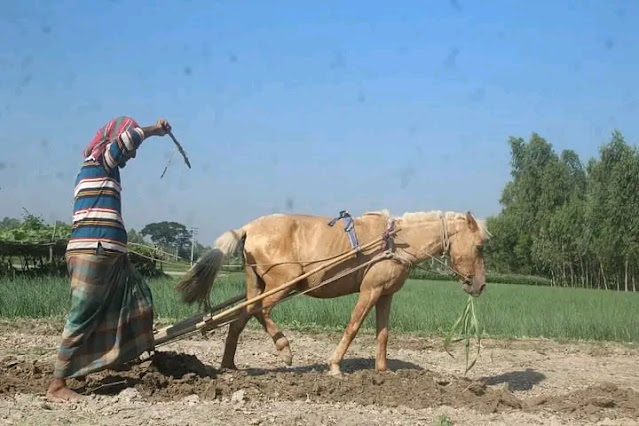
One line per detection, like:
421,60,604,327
328,210,361,252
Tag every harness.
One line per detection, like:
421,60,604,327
326,210,451,266
383,212,457,279
381,216,396,252
328,210,361,253
439,211,451,263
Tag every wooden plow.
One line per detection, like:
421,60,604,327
152,234,394,348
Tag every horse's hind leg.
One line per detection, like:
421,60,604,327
251,268,300,366
220,266,262,370
253,289,294,366
220,313,250,370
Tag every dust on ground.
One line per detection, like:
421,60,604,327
1,318,638,425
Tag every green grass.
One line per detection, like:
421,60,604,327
1,273,639,343
434,415,454,426
157,262,191,273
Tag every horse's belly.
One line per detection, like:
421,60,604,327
298,277,359,298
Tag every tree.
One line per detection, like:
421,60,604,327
192,242,211,261
487,133,568,276
486,129,639,291
127,228,147,245
0,217,20,230
140,221,192,258
484,214,519,273
586,131,639,290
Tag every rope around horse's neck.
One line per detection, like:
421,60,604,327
393,245,469,282
391,214,471,282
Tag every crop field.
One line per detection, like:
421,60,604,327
2,273,639,425
2,273,639,343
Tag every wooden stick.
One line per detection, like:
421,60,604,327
168,131,191,168
201,235,384,323
157,250,392,347
208,251,393,331
154,294,245,345
153,235,387,346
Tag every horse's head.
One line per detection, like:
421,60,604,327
447,212,489,297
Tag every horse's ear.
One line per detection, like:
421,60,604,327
466,211,478,231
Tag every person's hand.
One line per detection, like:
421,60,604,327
155,118,171,136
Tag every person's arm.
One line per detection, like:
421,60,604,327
140,121,170,138
102,119,171,172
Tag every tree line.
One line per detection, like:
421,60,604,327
3,129,638,290
485,130,639,291
0,217,215,264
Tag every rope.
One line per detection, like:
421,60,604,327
126,224,395,270
127,217,451,272
233,220,461,269
151,215,468,348
126,243,242,270
382,214,468,281
117,219,468,286
153,250,395,348
392,235,470,282
440,212,451,256
127,249,186,267
127,242,185,261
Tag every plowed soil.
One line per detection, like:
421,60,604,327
1,318,638,425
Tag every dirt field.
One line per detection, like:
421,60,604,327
1,319,638,425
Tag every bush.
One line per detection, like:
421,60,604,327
486,272,552,286
408,263,553,287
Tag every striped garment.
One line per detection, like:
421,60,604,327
66,125,146,256
53,253,154,379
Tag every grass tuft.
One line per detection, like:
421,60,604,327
444,295,482,375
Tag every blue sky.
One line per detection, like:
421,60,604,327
1,0,638,244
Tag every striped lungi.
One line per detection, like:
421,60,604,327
53,252,154,379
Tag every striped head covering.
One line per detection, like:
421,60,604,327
84,116,139,161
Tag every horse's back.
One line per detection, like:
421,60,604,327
243,212,387,264
243,213,335,260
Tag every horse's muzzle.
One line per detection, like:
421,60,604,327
461,278,485,297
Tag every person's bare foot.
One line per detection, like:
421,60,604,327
46,379,83,401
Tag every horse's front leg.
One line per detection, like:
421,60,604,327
328,288,382,376
375,294,393,372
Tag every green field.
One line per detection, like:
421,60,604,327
1,273,638,344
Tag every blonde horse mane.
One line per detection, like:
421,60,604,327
363,209,491,241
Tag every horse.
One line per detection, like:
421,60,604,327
175,209,490,376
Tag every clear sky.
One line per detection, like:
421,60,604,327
1,0,638,244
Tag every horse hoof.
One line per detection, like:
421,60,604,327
278,348,293,366
220,363,237,371
327,367,343,378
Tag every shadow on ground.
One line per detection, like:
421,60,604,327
243,357,424,376
479,368,546,391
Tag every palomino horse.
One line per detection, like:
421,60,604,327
176,209,490,376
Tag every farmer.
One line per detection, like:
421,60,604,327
47,116,171,400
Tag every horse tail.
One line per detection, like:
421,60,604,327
175,226,247,307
